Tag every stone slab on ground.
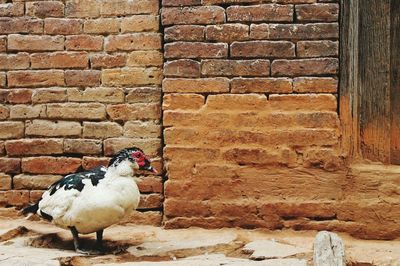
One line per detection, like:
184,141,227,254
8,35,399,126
243,239,310,260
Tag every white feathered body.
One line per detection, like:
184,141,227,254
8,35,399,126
38,161,140,234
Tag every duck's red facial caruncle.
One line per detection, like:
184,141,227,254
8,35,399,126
131,151,157,174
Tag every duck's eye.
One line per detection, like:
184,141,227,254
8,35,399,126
132,152,142,159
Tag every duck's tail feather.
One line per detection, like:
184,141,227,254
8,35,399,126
21,202,39,215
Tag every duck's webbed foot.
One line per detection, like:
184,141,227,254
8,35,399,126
69,227,104,255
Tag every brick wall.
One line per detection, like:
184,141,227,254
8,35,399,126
0,0,163,225
161,0,346,229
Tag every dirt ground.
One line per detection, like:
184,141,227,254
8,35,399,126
0,208,399,266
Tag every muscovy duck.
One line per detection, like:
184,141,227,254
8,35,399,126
23,147,156,254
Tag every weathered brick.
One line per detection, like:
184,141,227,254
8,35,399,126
250,23,339,40
90,53,127,68
0,141,4,155
26,120,81,137
136,176,163,193
0,36,6,52
0,158,20,173
161,6,225,25
0,122,24,139
100,0,159,16
165,25,205,42
65,70,101,87
44,18,83,35
120,210,162,225
102,68,162,86
201,59,270,77
126,87,161,103
32,88,67,103
163,78,229,93
0,90,9,103
0,18,43,34
269,93,337,112
10,104,46,119
121,15,159,33
297,40,338,57
163,93,204,110
0,2,23,17
30,190,44,203
272,58,338,76
138,194,163,209
105,33,161,52
103,138,161,156
65,0,100,18
162,0,201,6
65,35,103,51
84,18,120,34
0,53,30,70
83,122,123,139
296,3,339,22
0,190,29,206
127,51,163,67
293,77,337,93
231,41,295,58
46,103,106,120
82,156,110,170
164,60,200,78
13,174,62,190
165,42,228,59
231,78,293,93
31,52,88,69
107,103,161,121
0,72,5,88
0,105,8,119
206,24,249,43
8,34,64,51
22,157,82,175
0,173,11,190
26,1,64,18
227,4,293,22
124,121,161,138
203,0,317,3
5,139,63,156
64,139,102,155
67,87,125,103
7,70,64,87
7,89,32,104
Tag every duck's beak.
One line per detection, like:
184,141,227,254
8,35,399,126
146,165,158,174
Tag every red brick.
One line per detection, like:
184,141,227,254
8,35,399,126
65,35,103,51
44,18,83,35
0,18,43,34
0,122,24,139
296,3,339,22
26,1,64,18
0,158,20,174
126,51,163,67
10,104,46,119
64,139,102,155
0,2,23,17
293,77,337,93
164,60,200,78
0,53,30,70
126,87,161,103
30,190,44,203
0,173,11,190
297,40,338,57
163,78,229,93
165,25,205,42
25,120,81,137
201,59,270,77
231,41,295,58
105,33,161,52
0,142,4,155
102,67,162,86
103,138,161,157
0,36,6,52
206,24,249,43
0,72,5,88
165,42,228,59
46,103,106,120
65,0,100,18
8,34,64,51
121,15,159,33
106,103,161,121
7,89,32,104
0,91,9,103
250,23,339,40
161,6,225,25
136,176,163,193
231,78,292,93
84,18,120,34
138,194,163,209
162,0,201,6
227,4,293,22
31,52,88,69
22,157,82,175
163,93,204,110
32,88,67,103
65,70,101,87
269,93,337,111
0,190,29,207
13,174,62,190
203,0,317,3
124,120,161,138
272,58,338,76
8,70,64,88
90,53,127,69
67,87,124,103
5,139,63,156
83,122,123,139
100,0,159,16
0,105,8,120
223,147,297,166
82,157,110,170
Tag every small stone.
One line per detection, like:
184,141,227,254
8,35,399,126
243,240,310,260
313,231,345,266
